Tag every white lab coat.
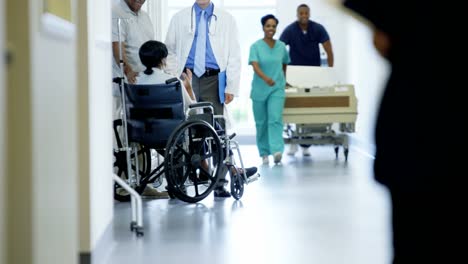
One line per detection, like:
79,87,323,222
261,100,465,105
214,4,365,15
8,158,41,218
164,6,241,97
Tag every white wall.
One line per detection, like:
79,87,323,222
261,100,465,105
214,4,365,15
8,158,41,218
347,18,389,147
78,0,113,254
87,0,113,250
30,0,79,263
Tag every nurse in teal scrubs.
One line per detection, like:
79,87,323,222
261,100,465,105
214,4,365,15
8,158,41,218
249,14,290,165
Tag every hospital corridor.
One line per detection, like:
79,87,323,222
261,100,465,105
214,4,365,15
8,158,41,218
1,0,440,264
103,145,390,264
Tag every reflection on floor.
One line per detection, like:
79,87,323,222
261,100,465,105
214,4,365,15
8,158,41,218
100,145,391,264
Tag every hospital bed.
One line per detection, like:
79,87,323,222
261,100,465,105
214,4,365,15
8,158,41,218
283,66,358,161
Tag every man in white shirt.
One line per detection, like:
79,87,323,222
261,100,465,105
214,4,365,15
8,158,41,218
165,0,242,198
112,0,169,199
112,0,153,84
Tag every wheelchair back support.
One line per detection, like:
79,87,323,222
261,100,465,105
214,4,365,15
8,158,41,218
125,81,184,148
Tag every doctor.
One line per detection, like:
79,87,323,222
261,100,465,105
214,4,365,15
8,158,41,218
165,0,241,125
165,0,242,198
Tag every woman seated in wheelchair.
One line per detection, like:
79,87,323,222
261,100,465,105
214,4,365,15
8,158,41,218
137,40,258,198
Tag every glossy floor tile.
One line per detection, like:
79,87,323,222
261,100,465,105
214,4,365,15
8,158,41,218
100,145,391,264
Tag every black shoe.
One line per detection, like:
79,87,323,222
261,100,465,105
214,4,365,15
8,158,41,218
214,186,231,198
234,167,257,178
244,167,258,177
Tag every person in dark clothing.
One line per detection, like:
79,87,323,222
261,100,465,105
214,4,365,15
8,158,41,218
280,4,333,67
280,3,334,156
342,1,446,263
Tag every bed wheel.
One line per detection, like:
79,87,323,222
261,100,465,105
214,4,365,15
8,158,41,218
344,147,349,162
135,226,144,237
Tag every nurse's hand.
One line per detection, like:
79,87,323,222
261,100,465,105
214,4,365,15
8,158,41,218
225,93,234,104
264,77,275,87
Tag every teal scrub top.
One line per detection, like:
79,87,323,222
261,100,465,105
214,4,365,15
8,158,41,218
249,39,290,101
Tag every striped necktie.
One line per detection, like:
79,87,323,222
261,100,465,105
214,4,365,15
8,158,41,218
194,10,207,77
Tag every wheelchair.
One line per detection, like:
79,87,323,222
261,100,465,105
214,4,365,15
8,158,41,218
113,78,259,203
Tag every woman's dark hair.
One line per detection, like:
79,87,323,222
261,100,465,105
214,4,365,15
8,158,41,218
261,14,279,27
139,40,168,75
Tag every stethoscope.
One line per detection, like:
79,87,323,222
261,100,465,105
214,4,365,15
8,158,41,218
189,4,218,36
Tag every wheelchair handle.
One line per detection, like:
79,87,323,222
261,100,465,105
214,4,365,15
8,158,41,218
113,77,124,84
165,77,179,84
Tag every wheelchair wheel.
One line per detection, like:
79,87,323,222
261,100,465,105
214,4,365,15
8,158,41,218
113,144,151,202
229,166,244,200
165,120,223,203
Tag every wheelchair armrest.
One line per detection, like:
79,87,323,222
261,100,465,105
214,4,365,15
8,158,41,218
188,102,214,115
189,102,213,109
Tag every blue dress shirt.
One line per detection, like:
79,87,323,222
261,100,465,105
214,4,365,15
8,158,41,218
185,3,219,70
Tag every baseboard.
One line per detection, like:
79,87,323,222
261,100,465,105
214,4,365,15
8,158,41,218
79,221,113,264
236,134,375,158
348,134,375,159
79,253,91,264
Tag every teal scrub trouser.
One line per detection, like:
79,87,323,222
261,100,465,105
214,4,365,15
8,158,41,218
252,96,285,157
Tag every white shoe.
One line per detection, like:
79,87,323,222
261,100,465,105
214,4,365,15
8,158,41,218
301,147,311,157
141,185,169,199
287,144,298,156
262,156,269,165
273,152,282,164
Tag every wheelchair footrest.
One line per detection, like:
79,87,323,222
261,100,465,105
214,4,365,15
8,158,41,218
246,173,260,184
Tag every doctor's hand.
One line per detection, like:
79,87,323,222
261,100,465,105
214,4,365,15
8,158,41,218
264,77,275,87
225,93,234,104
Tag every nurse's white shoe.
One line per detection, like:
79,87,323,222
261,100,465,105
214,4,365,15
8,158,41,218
273,152,282,164
287,144,298,156
301,147,311,157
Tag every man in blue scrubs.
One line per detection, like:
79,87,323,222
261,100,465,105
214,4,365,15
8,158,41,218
280,3,334,157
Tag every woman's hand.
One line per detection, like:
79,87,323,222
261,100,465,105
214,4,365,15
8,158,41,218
264,77,275,87
182,68,196,100
181,68,193,88
225,93,234,104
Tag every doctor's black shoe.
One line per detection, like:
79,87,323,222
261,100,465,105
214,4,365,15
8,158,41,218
233,167,258,178
214,186,231,198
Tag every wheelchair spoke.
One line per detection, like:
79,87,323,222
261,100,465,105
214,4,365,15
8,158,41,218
178,166,191,189
146,166,165,185
174,144,190,157
149,162,164,177
196,137,208,153
201,153,214,160
194,178,200,196
172,161,191,169
199,166,214,180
